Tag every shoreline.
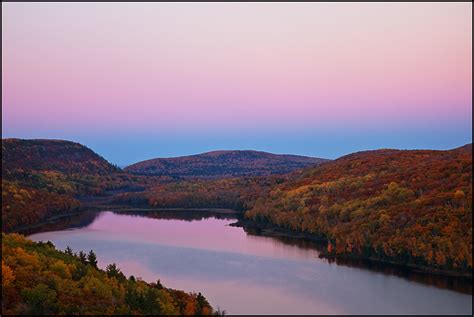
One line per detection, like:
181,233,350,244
13,205,242,234
230,218,473,280
12,203,472,283
12,209,88,234
99,206,241,214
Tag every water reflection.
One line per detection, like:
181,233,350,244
24,209,472,295
18,211,100,236
242,228,473,295
115,209,239,221
27,210,472,314
18,209,235,236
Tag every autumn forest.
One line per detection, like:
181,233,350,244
1,138,472,314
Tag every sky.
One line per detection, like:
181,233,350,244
2,2,472,166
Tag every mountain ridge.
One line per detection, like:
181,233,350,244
2,138,118,175
124,150,329,178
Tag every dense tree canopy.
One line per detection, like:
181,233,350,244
112,175,286,211
2,181,80,232
1,139,166,232
245,145,472,274
125,150,328,178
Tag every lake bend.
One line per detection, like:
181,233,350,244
28,210,472,315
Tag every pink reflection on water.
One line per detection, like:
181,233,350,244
27,211,472,315
85,211,319,261
111,259,343,315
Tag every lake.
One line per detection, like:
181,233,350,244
28,210,472,315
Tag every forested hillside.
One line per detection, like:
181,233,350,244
244,144,472,274
2,139,118,175
1,139,164,231
2,233,214,315
1,138,151,196
2,181,80,231
112,175,286,211
3,138,472,277
125,150,328,178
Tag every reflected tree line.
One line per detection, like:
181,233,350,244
25,209,473,295
240,222,473,295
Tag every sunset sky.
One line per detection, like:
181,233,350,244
2,2,472,165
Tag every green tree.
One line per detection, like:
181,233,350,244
87,250,98,268
197,292,211,315
22,283,57,315
78,251,87,264
106,263,125,281
65,246,73,256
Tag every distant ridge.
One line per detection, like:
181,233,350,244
1,138,118,175
125,150,329,178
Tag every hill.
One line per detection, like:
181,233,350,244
2,233,213,315
1,139,161,232
244,144,472,275
112,175,286,212
2,138,118,176
125,150,329,178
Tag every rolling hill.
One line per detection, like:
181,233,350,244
244,144,472,275
1,138,158,232
125,150,329,178
2,138,118,176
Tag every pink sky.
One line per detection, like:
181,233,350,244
2,3,472,163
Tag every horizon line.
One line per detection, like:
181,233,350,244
2,137,471,167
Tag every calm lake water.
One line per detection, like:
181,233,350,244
28,210,472,315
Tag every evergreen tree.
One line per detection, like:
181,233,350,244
65,246,73,256
78,251,87,264
154,279,164,289
197,292,211,315
106,263,125,281
87,250,98,268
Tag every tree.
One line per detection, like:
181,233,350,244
454,189,465,200
2,260,15,287
65,246,73,256
22,283,57,315
213,306,227,316
154,279,164,289
2,233,215,315
78,251,87,264
87,250,98,268
197,292,211,315
106,263,125,281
